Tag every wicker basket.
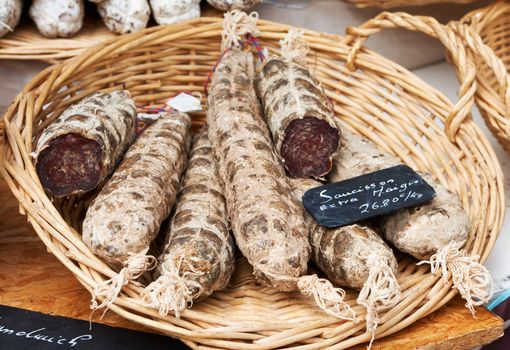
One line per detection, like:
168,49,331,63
344,0,476,9
0,13,504,349
456,1,510,153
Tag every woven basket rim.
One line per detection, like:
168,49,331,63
454,0,510,153
0,14,505,349
461,0,510,29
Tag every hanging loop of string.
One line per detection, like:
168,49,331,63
280,29,309,64
204,10,265,96
417,242,493,315
204,34,266,97
91,253,157,313
142,259,204,318
221,10,260,51
261,270,356,322
357,252,401,349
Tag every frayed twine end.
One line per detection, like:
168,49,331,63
357,254,401,350
418,242,493,316
142,261,203,318
90,253,157,314
221,10,260,51
280,29,309,64
298,274,356,321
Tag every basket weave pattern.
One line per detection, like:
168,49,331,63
0,15,504,349
459,1,510,153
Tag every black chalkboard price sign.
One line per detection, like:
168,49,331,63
0,304,189,350
302,165,436,228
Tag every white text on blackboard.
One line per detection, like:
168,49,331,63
0,317,92,347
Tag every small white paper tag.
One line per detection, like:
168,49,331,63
167,93,202,113
262,47,269,58
257,48,269,67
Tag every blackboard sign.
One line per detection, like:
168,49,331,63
302,165,436,228
0,304,189,350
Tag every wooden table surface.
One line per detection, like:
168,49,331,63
0,177,504,349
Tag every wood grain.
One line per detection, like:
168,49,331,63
351,298,504,349
0,175,504,348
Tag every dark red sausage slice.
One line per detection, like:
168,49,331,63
281,116,340,178
36,133,103,197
